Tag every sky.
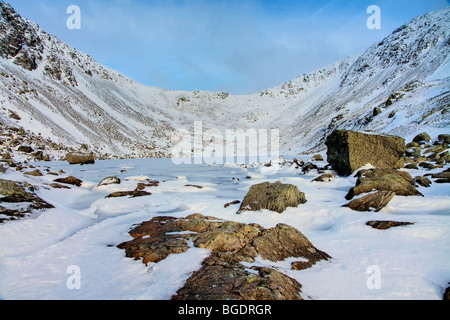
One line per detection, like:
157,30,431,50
5,0,450,94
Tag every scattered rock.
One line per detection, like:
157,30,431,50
366,220,414,230
414,176,432,187
424,171,450,183
23,169,43,176
406,142,421,148
17,145,33,153
224,200,240,208
1,152,11,159
373,107,382,117
105,190,151,198
311,154,324,161
313,173,336,182
98,176,121,187
301,162,318,173
345,168,422,200
425,171,450,180
412,132,432,144
344,191,395,212
65,152,95,165
53,176,83,187
118,214,330,300
404,163,418,170
237,181,306,214
437,134,450,144
325,130,406,176
8,110,21,120
418,162,438,170
293,158,305,167
49,183,71,189
135,181,159,190
185,184,203,189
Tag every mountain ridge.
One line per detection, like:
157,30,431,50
0,2,449,160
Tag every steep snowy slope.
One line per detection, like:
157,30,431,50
0,2,449,159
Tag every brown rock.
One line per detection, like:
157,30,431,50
424,171,450,183
313,173,336,182
414,176,432,188
49,183,71,189
325,130,406,176
17,146,33,153
65,152,95,165
412,132,431,144
54,176,83,187
118,214,330,300
251,223,331,263
105,190,151,198
311,154,324,161
193,221,260,252
345,168,422,200
344,191,395,212
23,169,43,176
185,184,203,189
0,178,54,222
98,176,121,187
237,181,306,214
366,220,414,230
172,255,303,300
224,200,240,208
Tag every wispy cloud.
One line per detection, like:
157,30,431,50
6,0,450,94
309,0,336,20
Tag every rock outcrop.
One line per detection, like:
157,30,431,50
0,178,54,222
118,214,330,300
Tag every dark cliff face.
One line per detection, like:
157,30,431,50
0,1,43,70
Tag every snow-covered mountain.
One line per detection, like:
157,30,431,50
0,1,449,159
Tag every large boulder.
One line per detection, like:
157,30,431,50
344,191,395,212
65,152,95,165
325,130,406,176
345,168,422,200
237,181,306,214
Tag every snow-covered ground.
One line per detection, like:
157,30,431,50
0,157,448,300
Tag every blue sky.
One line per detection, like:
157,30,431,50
6,0,450,94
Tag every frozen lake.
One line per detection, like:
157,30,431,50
0,157,449,300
